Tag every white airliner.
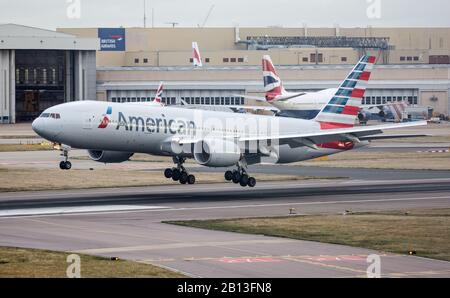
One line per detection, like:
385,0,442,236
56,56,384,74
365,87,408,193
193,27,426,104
243,55,407,122
32,56,426,188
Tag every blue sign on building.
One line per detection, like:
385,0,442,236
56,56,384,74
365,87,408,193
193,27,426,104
98,28,126,51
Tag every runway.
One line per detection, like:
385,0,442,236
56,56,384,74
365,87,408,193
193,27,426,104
0,179,450,277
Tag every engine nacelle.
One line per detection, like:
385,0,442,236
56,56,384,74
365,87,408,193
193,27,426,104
193,139,241,167
358,111,370,123
87,150,134,163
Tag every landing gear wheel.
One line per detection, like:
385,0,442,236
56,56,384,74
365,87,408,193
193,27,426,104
232,171,241,184
59,161,71,170
172,169,181,181
187,175,196,185
164,168,173,178
247,177,256,188
179,172,188,184
239,174,249,187
224,170,233,181
169,157,196,185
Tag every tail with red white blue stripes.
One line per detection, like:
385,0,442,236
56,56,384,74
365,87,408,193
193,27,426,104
314,55,376,129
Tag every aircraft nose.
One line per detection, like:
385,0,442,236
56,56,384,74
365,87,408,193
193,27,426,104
32,118,46,137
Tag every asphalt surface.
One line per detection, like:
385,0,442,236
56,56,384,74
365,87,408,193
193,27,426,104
0,179,450,278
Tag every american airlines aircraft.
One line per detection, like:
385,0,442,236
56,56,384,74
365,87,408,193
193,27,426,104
32,56,426,188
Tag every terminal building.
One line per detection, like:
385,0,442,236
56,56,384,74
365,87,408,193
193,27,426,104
1,24,450,123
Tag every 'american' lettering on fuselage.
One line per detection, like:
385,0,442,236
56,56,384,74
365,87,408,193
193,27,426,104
115,112,196,135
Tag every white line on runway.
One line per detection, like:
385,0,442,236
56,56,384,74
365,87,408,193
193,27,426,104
0,205,169,218
148,195,450,212
0,195,449,219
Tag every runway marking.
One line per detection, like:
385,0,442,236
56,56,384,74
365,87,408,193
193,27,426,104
0,205,169,217
219,257,282,264
305,255,368,262
350,269,450,278
74,239,298,254
1,195,449,219
147,195,450,212
141,254,389,263
282,256,368,275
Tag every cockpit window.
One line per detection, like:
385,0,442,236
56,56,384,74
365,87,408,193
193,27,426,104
40,113,61,119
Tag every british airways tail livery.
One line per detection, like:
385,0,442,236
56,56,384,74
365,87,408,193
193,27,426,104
192,42,202,67
154,82,164,104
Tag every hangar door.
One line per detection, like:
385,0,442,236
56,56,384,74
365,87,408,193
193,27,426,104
15,50,66,121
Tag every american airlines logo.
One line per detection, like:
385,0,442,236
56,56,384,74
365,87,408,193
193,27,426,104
98,106,112,129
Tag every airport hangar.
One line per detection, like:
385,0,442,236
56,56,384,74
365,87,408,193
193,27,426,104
1,24,450,123
0,24,98,123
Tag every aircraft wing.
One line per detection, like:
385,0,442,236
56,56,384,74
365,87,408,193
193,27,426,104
358,134,426,141
233,93,306,102
238,121,428,146
178,102,279,113
363,101,406,109
177,121,427,146
227,105,279,112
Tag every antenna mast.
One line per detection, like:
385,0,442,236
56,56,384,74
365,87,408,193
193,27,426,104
143,0,147,28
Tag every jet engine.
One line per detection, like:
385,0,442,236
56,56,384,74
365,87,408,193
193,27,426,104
87,150,134,163
193,139,241,167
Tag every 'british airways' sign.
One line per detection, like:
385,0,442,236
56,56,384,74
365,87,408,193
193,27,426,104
98,28,125,51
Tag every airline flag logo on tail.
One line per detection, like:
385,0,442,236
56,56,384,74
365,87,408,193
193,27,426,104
192,42,202,67
315,55,376,129
262,55,285,101
98,106,112,129
154,82,164,104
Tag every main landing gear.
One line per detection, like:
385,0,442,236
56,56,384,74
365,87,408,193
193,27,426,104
224,164,256,188
59,146,72,170
163,156,196,185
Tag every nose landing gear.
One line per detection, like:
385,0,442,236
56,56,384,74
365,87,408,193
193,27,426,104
59,146,72,170
164,157,196,185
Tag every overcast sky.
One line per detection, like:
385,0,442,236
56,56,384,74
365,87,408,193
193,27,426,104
0,0,449,29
